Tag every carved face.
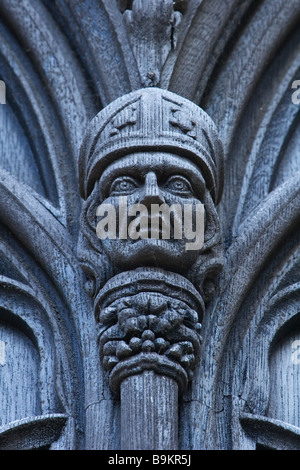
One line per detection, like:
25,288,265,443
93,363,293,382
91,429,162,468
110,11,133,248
97,152,207,273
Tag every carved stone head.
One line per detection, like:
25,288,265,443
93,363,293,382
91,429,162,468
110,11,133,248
78,88,225,395
78,88,224,302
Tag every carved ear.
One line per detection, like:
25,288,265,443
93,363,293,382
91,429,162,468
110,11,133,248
77,230,115,297
77,186,117,294
202,191,222,248
184,191,223,301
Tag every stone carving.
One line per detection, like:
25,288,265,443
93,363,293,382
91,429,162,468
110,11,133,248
78,87,224,395
2,0,299,451
95,269,204,395
109,104,138,136
118,0,188,14
118,0,185,87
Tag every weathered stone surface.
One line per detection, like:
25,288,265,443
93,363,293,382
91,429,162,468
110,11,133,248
78,86,224,448
0,0,299,451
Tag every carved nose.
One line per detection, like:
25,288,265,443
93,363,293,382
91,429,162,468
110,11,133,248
140,172,165,205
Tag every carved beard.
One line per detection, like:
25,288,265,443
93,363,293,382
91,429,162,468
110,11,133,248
78,184,223,304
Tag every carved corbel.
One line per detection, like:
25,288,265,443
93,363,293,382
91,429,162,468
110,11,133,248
118,0,187,86
78,87,224,449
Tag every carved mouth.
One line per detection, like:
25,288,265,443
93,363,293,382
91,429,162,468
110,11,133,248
127,215,180,241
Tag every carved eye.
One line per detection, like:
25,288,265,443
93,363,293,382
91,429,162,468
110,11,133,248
164,175,194,196
109,176,138,195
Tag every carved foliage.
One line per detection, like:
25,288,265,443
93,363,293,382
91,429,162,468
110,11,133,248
120,0,184,86
99,293,201,383
94,269,204,394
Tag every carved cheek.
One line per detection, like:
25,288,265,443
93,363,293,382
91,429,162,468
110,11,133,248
126,191,143,205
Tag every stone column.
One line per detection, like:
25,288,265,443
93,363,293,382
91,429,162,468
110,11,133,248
78,87,224,449
94,268,203,449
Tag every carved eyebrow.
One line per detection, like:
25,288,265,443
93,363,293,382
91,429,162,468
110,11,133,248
164,173,192,186
99,158,207,195
109,176,139,192
99,169,141,199
100,168,141,190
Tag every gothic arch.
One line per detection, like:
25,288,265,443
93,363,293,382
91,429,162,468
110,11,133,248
0,0,299,450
